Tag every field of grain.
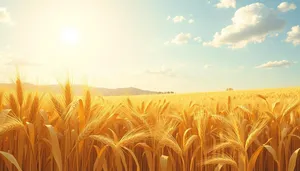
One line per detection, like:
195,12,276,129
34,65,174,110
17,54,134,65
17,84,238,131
0,76,299,171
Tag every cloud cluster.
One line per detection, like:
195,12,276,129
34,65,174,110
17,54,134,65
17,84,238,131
165,33,191,45
194,37,202,43
204,64,213,69
0,7,12,24
145,66,176,77
0,47,42,67
172,16,185,23
216,0,236,9
286,25,300,46
188,19,194,24
204,3,285,49
255,60,293,69
277,2,297,12
5,58,42,67
167,15,194,24
166,34,203,45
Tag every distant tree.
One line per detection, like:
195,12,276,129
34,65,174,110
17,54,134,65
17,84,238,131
156,91,174,94
226,88,234,91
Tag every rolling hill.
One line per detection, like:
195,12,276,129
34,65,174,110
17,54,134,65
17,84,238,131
0,83,160,96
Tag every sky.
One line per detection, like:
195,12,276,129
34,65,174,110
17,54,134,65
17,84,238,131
0,0,299,93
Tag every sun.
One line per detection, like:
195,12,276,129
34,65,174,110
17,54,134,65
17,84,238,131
60,27,80,45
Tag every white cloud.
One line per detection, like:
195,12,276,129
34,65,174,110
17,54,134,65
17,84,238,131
194,37,202,43
5,58,42,67
255,60,294,69
204,3,285,49
0,7,12,24
169,33,192,45
204,64,213,69
0,47,42,67
188,19,194,24
167,15,194,24
286,25,300,46
173,16,185,23
145,66,176,77
216,0,236,9
277,2,297,12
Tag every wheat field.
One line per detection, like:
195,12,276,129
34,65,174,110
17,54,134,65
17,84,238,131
0,76,299,171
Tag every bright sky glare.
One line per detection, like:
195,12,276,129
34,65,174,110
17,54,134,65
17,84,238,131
60,27,80,45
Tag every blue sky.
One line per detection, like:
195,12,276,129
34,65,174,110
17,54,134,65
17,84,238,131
0,0,299,93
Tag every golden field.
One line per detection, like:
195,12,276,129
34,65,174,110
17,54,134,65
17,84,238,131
0,77,299,171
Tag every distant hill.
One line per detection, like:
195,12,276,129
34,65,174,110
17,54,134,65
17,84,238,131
0,83,161,96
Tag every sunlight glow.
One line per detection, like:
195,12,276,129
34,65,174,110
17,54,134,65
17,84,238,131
60,27,80,45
